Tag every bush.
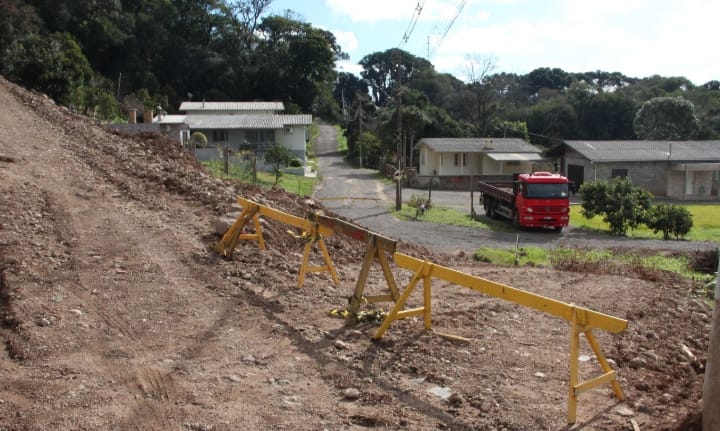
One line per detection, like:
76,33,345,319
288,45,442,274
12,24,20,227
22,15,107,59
190,132,207,148
646,204,693,239
288,158,303,168
579,177,652,236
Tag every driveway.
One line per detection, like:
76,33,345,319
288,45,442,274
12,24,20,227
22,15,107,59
312,124,717,255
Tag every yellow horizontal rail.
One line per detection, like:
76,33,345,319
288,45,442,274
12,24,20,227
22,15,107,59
237,197,333,236
393,253,627,334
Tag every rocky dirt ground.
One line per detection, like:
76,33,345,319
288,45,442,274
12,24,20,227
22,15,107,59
0,75,715,430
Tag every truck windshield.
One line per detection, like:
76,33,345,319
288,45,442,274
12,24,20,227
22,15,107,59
525,183,569,198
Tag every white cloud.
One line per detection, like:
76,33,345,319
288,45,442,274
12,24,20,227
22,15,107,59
332,30,359,53
423,0,720,84
336,59,364,75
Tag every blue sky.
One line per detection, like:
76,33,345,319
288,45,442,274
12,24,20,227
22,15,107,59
269,0,718,85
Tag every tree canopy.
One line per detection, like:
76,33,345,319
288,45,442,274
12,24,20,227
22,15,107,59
1,1,719,165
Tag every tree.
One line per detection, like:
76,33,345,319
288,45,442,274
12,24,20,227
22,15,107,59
579,177,653,236
645,204,693,239
264,144,293,186
633,96,701,140
3,32,93,106
359,48,434,106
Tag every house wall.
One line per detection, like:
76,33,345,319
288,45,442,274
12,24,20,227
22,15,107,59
418,148,535,176
276,127,307,164
568,155,720,200
668,166,720,200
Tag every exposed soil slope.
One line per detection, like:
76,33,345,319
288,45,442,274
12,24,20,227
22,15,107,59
0,76,712,430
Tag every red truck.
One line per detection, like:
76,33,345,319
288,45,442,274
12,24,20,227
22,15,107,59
478,172,570,231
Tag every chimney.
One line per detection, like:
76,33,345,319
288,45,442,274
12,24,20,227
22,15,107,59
142,109,154,124
128,109,137,124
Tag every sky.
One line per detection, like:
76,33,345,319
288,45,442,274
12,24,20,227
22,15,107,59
269,0,719,85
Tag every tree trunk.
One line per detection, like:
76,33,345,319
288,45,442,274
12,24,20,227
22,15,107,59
704,248,720,430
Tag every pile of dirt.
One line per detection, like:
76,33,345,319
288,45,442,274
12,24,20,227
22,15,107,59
0,75,714,430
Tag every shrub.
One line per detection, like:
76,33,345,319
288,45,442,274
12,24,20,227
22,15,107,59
190,132,208,148
646,204,693,239
579,177,652,236
288,158,303,168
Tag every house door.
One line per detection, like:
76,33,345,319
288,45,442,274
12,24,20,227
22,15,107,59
567,164,584,194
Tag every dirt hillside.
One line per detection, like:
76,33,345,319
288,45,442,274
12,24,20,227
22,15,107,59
0,76,713,430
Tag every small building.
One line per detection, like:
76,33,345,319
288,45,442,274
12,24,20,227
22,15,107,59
178,101,312,171
548,140,720,200
411,137,545,189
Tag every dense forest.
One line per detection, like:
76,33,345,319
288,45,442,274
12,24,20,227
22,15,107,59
3,0,720,168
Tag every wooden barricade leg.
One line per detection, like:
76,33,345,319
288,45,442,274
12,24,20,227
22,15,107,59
377,247,400,302
214,204,263,257
423,273,432,329
584,329,626,401
568,309,626,424
296,224,340,288
568,313,582,424
374,262,428,339
346,237,377,320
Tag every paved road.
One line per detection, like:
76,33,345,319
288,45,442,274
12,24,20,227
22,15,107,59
312,124,717,254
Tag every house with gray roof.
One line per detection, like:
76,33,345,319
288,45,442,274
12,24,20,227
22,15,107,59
415,138,544,176
408,137,547,189
548,140,720,200
178,101,312,170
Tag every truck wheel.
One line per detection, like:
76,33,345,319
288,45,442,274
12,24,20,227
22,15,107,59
487,203,495,219
512,212,520,228
554,226,563,232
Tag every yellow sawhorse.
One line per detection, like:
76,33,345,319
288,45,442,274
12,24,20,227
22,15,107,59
380,253,627,424
214,197,339,288
310,214,400,321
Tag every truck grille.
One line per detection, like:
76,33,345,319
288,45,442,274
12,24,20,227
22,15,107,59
532,206,566,215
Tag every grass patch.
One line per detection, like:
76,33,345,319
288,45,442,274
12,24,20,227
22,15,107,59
473,246,716,288
336,125,348,155
391,194,513,230
569,204,720,242
474,246,549,267
202,160,317,196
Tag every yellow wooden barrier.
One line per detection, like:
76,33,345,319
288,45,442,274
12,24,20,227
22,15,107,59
214,197,338,288
383,252,627,424
310,214,400,320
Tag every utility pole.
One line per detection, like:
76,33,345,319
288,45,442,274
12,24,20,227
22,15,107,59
357,94,363,168
395,63,403,211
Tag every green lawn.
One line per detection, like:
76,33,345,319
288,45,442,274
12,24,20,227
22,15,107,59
569,204,720,242
393,200,720,243
201,160,317,196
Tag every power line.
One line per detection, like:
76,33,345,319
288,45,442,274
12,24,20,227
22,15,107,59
428,0,467,58
399,1,425,47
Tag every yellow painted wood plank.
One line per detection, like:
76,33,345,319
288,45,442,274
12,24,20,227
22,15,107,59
393,253,627,334
574,371,618,395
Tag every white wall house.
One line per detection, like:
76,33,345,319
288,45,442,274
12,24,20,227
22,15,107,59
415,138,543,176
178,101,312,171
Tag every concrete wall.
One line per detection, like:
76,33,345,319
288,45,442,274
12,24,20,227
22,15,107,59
563,148,720,200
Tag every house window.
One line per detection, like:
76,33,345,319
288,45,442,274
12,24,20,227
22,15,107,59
213,130,227,142
454,153,467,166
611,169,628,178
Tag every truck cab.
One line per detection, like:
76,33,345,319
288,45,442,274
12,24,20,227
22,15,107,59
513,172,570,230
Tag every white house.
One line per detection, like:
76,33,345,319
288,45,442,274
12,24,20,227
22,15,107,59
178,101,312,170
415,137,544,176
